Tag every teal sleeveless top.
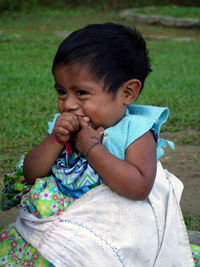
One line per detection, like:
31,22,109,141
103,105,174,161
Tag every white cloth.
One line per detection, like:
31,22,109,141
16,162,194,266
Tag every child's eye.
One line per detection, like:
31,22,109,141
57,89,66,96
77,90,88,96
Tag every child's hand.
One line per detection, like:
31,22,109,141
75,117,104,156
53,112,79,143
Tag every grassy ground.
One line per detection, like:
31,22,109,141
0,6,200,229
184,216,200,232
132,5,200,18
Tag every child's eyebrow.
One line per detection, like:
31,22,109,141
70,85,91,91
54,83,96,92
54,83,64,89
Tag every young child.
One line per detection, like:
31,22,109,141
0,23,197,266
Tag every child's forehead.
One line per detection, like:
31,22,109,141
54,63,105,87
55,63,93,77
53,62,111,92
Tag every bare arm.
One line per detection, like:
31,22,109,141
76,119,157,200
23,113,79,184
23,135,64,184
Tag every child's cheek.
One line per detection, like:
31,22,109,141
82,104,99,128
82,104,92,120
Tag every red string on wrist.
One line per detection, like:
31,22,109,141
52,134,66,145
52,134,72,156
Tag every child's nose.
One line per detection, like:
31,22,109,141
63,95,79,112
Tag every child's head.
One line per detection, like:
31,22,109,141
52,22,151,95
52,23,151,129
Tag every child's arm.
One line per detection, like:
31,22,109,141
23,113,79,184
76,118,157,200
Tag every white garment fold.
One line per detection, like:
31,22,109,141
16,162,194,267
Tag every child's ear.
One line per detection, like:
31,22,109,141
121,79,142,104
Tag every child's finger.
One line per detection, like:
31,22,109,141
96,127,105,142
56,119,75,133
63,113,80,129
78,116,89,129
96,127,104,134
57,113,79,132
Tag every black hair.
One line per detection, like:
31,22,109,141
52,22,151,94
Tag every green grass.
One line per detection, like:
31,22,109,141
136,40,200,133
0,7,199,153
133,6,200,19
0,7,200,230
0,7,199,165
184,216,200,232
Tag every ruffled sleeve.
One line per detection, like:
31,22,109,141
103,105,174,161
48,113,60,134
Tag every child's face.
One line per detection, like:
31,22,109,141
53,63,127,129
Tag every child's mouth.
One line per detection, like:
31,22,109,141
82,116,90,123
74,114,96,129
82,116,95,128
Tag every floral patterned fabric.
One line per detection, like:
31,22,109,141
0,147,101,218
0,154,76,218
0,155,31,211
191,244,200,267
0,223,53,266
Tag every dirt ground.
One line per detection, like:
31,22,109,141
0,131,199,228
160,131,200,217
